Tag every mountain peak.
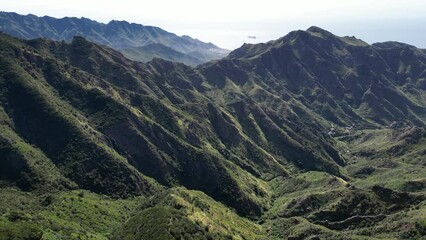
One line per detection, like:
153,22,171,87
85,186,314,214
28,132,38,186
306,26,335,38
108,19,131,25
228,27,337,59
307,26,329,33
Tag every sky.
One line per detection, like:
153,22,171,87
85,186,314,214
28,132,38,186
1,0,426,49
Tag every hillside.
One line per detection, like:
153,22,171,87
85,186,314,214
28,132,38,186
0,27,425,239
0,11,230,65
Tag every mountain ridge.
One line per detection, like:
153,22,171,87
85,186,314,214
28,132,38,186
224,26,426,127
0,11,230,65
0,27,425,239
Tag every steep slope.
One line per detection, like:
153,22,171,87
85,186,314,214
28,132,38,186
113,187,263,240
121,43,203,66
0,27,425,239
0,34,158,197
0,11,230,65
0,33,268,217
0,30,348,216
225,26,426,127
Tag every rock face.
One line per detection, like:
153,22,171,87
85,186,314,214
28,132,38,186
0,11,230,65
0,26,425,239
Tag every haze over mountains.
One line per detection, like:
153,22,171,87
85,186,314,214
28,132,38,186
0,11,230,65
0,12,425,239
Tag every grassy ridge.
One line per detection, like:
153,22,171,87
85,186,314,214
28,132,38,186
0,27,424,239
0,189,141,239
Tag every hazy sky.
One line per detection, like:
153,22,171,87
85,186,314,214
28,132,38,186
1,0,426,49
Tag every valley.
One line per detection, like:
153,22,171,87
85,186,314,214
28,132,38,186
0,25,425,239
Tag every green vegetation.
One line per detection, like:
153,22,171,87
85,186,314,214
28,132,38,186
114,188,263,240
0,26,425,239
0,189,141,239
0,11,230,66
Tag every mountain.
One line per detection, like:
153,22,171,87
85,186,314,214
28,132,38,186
0,27,425,239
120,43,203,66
225,26,426,127
0,11,230,65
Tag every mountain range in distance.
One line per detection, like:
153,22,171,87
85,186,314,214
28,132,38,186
0,11,425,239
0,11,230,66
